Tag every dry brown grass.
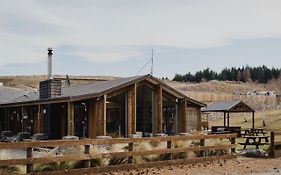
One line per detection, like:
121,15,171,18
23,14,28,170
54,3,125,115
165,80,280,111
0,75,117,90
210,109,281,131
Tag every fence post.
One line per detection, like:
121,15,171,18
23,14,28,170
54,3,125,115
200,139,205,157
84,144,91,168
270,132,275,157
128,142,134,163
26,147,33,173
167,140,172,160
231,137,236,154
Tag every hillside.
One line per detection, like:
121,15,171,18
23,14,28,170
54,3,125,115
165,80,280,111
0,75,118,91
0,75,272,94
164,80,268,94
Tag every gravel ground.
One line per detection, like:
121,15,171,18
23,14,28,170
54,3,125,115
102,157,281,175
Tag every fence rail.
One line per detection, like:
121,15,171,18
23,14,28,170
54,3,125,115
0,133,237,174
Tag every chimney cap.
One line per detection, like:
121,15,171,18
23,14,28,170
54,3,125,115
47,47,53,55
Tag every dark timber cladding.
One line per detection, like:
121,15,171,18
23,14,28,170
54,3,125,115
0,75,205,139
201,101,255,129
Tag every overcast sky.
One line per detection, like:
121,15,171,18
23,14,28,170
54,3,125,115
1,0,281,78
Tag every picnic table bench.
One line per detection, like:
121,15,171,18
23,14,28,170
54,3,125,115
239,135,269,149
242,128,267,137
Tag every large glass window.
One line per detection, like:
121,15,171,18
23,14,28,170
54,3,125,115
136,86,153,134
163,97,177,135
106,93,125,137
74,102,88,138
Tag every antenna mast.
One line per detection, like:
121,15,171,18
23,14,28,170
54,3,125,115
151,49,154,76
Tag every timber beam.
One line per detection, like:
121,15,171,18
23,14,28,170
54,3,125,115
153,85,163,134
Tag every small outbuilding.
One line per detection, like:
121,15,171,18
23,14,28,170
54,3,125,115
202,101,255,132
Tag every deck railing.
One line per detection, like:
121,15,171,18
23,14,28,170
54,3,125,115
0,133,237,175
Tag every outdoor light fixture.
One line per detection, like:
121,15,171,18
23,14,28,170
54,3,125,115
43,109,47,114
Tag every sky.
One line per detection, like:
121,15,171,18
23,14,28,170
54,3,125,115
1,0,281,78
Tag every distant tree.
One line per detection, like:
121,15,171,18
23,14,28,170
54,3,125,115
242,68,251,82
236,70,242,82
173,66,280,84
194,71,203,82
173,74,183,82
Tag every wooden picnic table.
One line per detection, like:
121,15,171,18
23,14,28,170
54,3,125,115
242,128,267,136
240,135,269,149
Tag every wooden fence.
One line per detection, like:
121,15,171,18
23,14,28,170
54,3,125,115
0,133,237,175
270,131,281,157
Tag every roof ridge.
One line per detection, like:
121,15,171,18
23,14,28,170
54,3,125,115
62,75,146,90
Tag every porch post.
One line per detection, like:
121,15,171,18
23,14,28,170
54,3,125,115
252,111,255,129
197,107,202,131
127,83,137,135
88,100,96,138
99,95,107,136
4,108,8,131
96,96,107,136
32,105,39,134
227,112,230,129
67,101,75,136
175,99,179,134
223,112,226,127
154,85,163,134
125,93,128,137
21,106,24,132
37,105,41,133
182,100,187,132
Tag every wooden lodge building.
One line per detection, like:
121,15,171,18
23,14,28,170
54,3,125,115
0,75,205,139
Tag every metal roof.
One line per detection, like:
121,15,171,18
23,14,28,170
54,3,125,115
61,75,144,98
6,75,145,104
1,75,205,107
201,101,254,112
8,91,39,104
0,86,28,104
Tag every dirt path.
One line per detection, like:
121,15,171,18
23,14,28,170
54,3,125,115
103,157,281,175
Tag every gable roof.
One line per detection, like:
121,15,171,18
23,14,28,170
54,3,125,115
1,75,205,107
201,101,254,112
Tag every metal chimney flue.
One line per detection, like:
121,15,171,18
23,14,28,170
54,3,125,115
47,48,53,80
40,47,61,99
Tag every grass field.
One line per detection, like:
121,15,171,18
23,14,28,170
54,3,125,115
210,109,281,131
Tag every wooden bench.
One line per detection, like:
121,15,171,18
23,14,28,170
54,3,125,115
240,135,269,149
242,129,267,137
